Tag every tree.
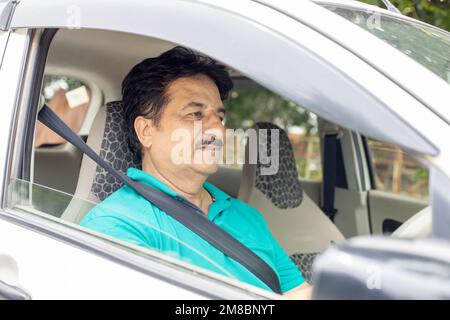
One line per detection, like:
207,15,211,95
360,0,450,31
224,89,315,135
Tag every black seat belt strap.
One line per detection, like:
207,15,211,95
38,104,282,294
322,133,338,221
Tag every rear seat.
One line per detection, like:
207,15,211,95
34,143,83,195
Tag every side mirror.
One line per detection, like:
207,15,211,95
312,236,450,299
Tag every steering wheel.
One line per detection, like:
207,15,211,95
391,206,431,238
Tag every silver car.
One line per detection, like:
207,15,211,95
0,0,449,299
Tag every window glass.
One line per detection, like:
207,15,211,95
6,178,236,281
368,139,429,199
223,82,322,180
323,5,450,84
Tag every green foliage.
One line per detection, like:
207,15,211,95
413,166,429,183
44,75,84,91
224,89,315,135
360,0,450,31
223,89,322,179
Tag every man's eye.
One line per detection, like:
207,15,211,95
191,111,202,120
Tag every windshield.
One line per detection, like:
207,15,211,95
322,5,450,84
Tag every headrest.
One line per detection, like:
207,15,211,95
90,101,141,201
241,122,303,209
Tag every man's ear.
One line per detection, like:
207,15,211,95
134,116,154,149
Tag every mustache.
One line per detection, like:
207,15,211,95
194,134,224,150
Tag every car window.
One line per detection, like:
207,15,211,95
322,5,450,84
223,80,322,181
367,138,429,199
35,75,92,147
6,178,236,281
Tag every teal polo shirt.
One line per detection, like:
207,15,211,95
80,167,304,293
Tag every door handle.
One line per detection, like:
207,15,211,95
0,280,31,300
0,254,31,300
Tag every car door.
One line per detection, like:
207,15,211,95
365,138,429,234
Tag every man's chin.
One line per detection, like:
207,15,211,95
190,149,222,175
191,162,220,176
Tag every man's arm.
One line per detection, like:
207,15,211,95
283,282,313,300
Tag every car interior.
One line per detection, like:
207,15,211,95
26,28,430,285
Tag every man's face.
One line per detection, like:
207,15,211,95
137,74,226,178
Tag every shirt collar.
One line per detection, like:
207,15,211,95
204,181,232,220
127,167,232,219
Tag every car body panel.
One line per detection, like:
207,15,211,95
368,190,428,234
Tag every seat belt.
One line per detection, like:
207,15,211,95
38,104,282,294
321,132,338,222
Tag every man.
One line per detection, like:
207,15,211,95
81,46,312,299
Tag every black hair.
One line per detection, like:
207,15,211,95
121,46,233,163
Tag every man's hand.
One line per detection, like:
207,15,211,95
283,282,313,300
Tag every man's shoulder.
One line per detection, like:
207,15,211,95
228,196,268,225
79,185,159,247
229,196,256,212
80,184,153,226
